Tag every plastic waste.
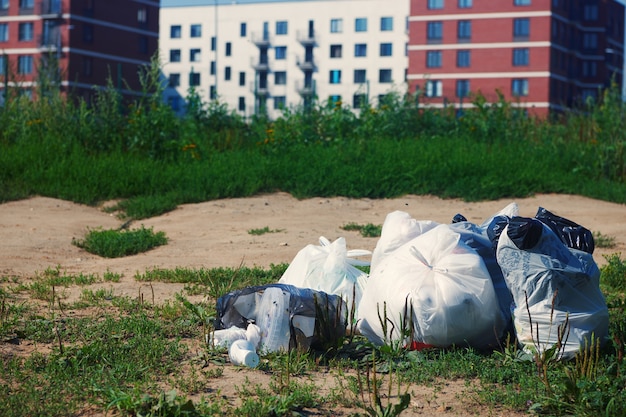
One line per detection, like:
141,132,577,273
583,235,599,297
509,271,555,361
496,216,609,359
256,286,291,353
208,325,247,348
535,207,595,254
229,339,260,368
215,283,347,352
246,323,261,350
358,224,506,349
278,236,370,314
370,211,439,271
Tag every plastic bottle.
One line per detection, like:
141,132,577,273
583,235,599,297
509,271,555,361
229,339,260,368
208,326,247,348
256,287,291,353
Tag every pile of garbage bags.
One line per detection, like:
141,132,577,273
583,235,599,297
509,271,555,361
213,203,609,365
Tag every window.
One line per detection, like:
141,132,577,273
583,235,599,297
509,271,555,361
17,55,32,74
139,36,148,54
239,71,246,86
355,18,367,32
190,48,201,62
274,71,286,85
169,73,180,87
0,55,5,75
275,46,286,59
19,0,34,8
457,20,471,41
354,69,366,83
582,61,597,77
456,79,470,97
330,18,343,33
190,24,202,38
512,48,529,66
210,61,215,75
238,96,245,112
584,5,598,20
189,72,200,87
240,22,247,37
330,95,341,105
330,44,342,58
513,18,530,39
330,69,341,84
425,80,443,97
514,0,531,5
457,50,470,67
170,25,181,39
273,96,286,109
380,43,392,56
512,79,528,96
379,69,392,83
18,23,34,41
458,0,472,7
355,43,367,57
81,56,92,76
427,22,443,42
210,86,216,100
381,17,393,31
0,0,7,10
0,23,8,42
83,24,94,43
426,51,442,68
428,0,444,9
276,21,288,35
583,33,598,49
353,93,367,109
225,66,231,81
211,37,216,51
137,8,147,24
225,42,232,56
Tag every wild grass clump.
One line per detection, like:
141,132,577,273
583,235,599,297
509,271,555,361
72,225,167,258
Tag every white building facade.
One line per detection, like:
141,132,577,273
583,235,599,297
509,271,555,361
159,0,410,118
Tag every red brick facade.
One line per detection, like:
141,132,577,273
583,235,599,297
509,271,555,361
0,0,159,102
407,0,625,116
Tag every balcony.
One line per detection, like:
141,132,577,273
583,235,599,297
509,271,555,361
39,0,63,18
250,81,269,96
296,56,317,71
250,56,270,72
296,30,316,46
251,31,272,47
296,80,316,96
38,31,61,52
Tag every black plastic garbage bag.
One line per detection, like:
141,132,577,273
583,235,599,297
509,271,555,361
535,207,595,254
215,283,347,353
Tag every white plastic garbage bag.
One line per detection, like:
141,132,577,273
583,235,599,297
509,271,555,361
279,236,370,314
370,210,439,271
496,217,609,359
357,224,506,349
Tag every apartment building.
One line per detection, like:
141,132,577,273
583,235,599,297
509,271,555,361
407,0,625,116
0,0,159,103
159,0,409,118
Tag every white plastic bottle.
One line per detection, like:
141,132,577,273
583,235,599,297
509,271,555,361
256,287,291,353
229,339,260,368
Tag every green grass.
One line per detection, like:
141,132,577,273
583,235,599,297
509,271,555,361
1,256,625,416
72,225,168,258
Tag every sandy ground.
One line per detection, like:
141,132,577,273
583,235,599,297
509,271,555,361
1,192,625,416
